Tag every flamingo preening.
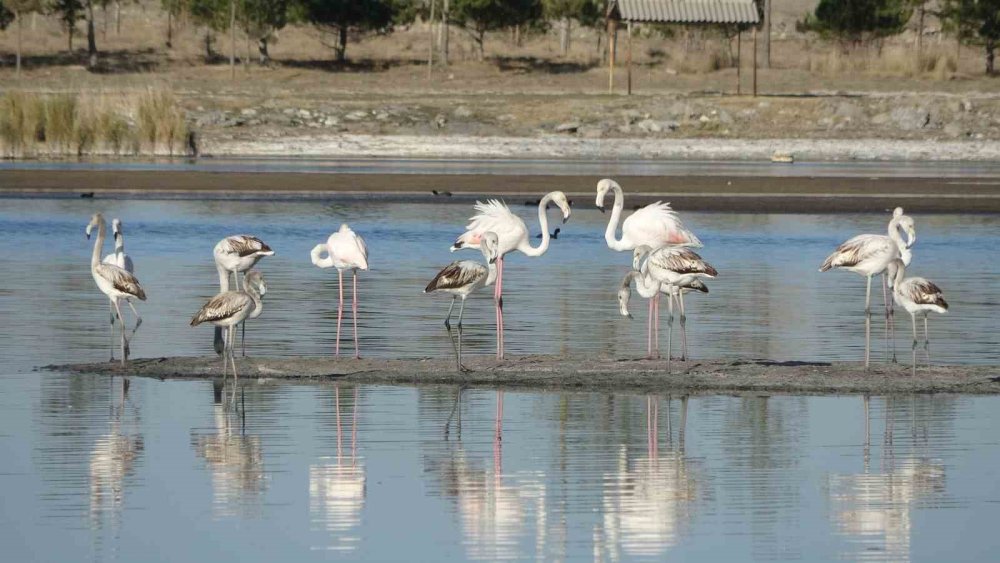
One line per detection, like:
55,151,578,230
890,259,948,376
424,232,500,371
86,214,147,367
190,270,267,384
213,235,274,354
820,208,916,369
618,270,708,360
311,224,369,358
100,218,138,362
595,178,702,251
451,192,572,360
628,246,717,369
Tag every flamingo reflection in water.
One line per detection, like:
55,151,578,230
309,385,366,553
89,379,143,532
595,396,701,560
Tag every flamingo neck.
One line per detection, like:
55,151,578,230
519,192,556,257
216,261,230,292
604,183,629,251
891,260,906,291
310,243,336,269
485,260,498,286
887,217,906,251
90,219,106,271
114,231,125,260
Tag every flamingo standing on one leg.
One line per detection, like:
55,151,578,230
820,210,916,369
190,270,266,384
595,178,702,251
619,270,709,360
450,192,572,360
424,232,500,372
213,235,274,354
101,218,138,362
86,214,147,368
632,246,718,371
889,259,949,376
311,224,369,359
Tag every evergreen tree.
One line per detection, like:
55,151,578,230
942,0,1000,73
450,0,543,60
298,0,415,62
50,0,85,52
804,0,912,45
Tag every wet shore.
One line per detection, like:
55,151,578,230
47,355,1000,395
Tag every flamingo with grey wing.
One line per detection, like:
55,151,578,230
311,224,369,358
889,259,948,376
86,214,147,367
619,269,709,361
595,178,702,251
191,271,266,384
632,246,718,370
100,218,138,362
213,235,274,353
425,232,500,371
450,192,572,360
820,208,916,369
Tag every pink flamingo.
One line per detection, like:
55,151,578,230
311,224,369,358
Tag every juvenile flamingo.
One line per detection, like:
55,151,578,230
213,234,274,353
450,192,571,360
424,232,500,371
618,271,708,360
86,214,146,367
311,224,369,358
101,218,137,361
820,209,916,369
889,259,949,376
190,270,267,384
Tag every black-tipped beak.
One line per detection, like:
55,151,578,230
489,257,497,264
86,233,91,240
597,205,606,214
562,216,568,224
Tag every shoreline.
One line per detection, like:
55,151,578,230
46,356,1000,395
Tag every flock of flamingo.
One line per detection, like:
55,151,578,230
84,178,949,381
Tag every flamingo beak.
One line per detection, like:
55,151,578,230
596,205,606,213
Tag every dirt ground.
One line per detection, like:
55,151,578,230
47,355,1000,395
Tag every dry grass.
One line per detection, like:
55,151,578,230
806,46,959,79
0,88,188,157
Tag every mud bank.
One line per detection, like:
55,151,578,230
47,356,1000,395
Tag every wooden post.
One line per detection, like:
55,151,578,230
608,19,618,94
627,21,633,95
229,0,236,80
736,30,741,95
752,25,758,97
428,0,436,79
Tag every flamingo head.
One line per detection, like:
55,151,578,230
617,284,633,319
893,207,904,218
687,279,709,294
85,213,104,239
632,245,653,272
245,270,267,297
549,191,572,224
595,179,620,212
897,215,916,248
480,231,500,264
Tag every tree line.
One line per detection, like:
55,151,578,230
3,0,1000,74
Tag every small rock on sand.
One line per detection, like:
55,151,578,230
554,121,581,133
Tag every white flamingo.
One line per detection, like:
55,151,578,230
595,179,702,251
100,218,137,362
425,232,500,371
86,213,146,367
450,192,572,360
618,270,708,360
190,270,267,384
632,246,718,371
889,259,948,375
311,224,369,359
213,235,274,354
820,208,916,369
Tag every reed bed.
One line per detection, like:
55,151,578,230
0,88,189,158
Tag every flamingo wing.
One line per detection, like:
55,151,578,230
901,278,949,310
452,200,525,251
649,247,718,277
329,227,369,270
820,234,892,272
622,202,703,248
190,291,252,326
424,261,487,293
96,263,147,300
224,235,273,257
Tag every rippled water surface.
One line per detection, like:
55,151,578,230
2,197,1000,561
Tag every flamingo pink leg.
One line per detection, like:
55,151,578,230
336,269,344,357
654,294,661,359
497,257,505,360
647,298,654,358
353,270,360,359
494,257,502,359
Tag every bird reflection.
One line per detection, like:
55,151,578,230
597,396,699,559
828,396,946,560
190,387,265,517
310,385,366,553
89,378,144,531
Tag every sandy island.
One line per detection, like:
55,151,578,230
46,355,1000,395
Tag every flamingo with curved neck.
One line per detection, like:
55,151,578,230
596,179,702,252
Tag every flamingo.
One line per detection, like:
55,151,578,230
595,178,702,251
632,245,718,371
450,192,572,360
213,235,274,354
190,270,267,384
311,224,369,358
618,270,708,360
86,213,147,367
424,232,500,371
100,218,138,362
820,208,916,369
889,259,948,375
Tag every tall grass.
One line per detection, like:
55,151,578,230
0,88,190,158
806,47,958,79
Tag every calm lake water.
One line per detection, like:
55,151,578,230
2,196,1000,561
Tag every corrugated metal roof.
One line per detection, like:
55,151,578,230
609,0,760,24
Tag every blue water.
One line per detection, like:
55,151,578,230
1,197,999,561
